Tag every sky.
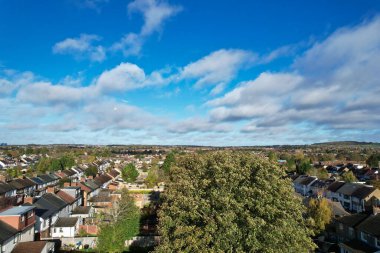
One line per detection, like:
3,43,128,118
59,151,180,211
1,0,380,146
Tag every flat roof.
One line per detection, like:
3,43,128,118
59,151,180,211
0,205,34,216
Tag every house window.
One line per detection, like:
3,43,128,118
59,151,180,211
376,238,380,248
21,215,25,222
59,228,63,233
349,227,355,238
54,228,56,233
338,223,343,231
361,232,371,242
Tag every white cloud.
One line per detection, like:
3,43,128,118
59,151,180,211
84,100,158,131
94,62,171,93
128,0,182,36
53,34,106,62
178,49,255,94
168,118,232,134
17,81,92,106
112,0,182,56
204,16,380,138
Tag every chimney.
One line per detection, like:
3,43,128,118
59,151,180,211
372,206,380,215
24,196,34,204
46,186,55,193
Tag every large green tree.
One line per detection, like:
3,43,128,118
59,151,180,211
306,198,332,234
97,189,140,253
122,163,139,183
155,152,315,253
162,152,175,174
367,153,380,168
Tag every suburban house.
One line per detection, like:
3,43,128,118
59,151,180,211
32,193,69,238
51,217,80,238
56,188,81,214
29,177,47,197
70,206,94,222
327,182,380,212
8,178,36,199
309,179,334,197
326,181,346,202
94,174,113,188
0,206,36,243
77,180,100,206
293,175,318,196
0,182,17,210
107,169,121,181
0,220,18,253
11,241,55,253
334,211,380,253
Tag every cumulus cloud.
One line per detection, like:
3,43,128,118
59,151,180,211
205,16,380,138
112,0,182,56
178,49,255,94
17,82,93,106
94,62,172,93
53,34,106,62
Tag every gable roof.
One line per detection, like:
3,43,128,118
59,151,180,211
54,217,79,227
71,206,91,215
29,177,45,185
38,174,56,183
94,174,112,186
327,181,346,193
0,220,17,243
8,178,36,190
56,190,76,204
33,193,68,219
0,182,16,194
336,213,370,228
11,241,50,253
351,186,377,199
337,183,365,196
356,214,380,237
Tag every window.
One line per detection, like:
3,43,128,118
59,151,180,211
361,232,371,242
21,215,25,222
349,227,355,238
59,228,63,233
376,238,380,248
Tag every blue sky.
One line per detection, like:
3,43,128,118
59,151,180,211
1,0,380,145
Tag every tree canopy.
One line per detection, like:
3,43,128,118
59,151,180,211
341,171,357,183
155,151,315,253
162,152,175,174
367,153,380,168
97,189,140,253
306,198,332,233
122,163,139,183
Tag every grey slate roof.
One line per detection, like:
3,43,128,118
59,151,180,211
327,181,345,193
33,193,68,219
337,183,365,196
0,182,16,194
351,186,376,199
0,220,17,243
54,217,79,227
71,206,91,215
356,214,380,237
336,213,370,228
